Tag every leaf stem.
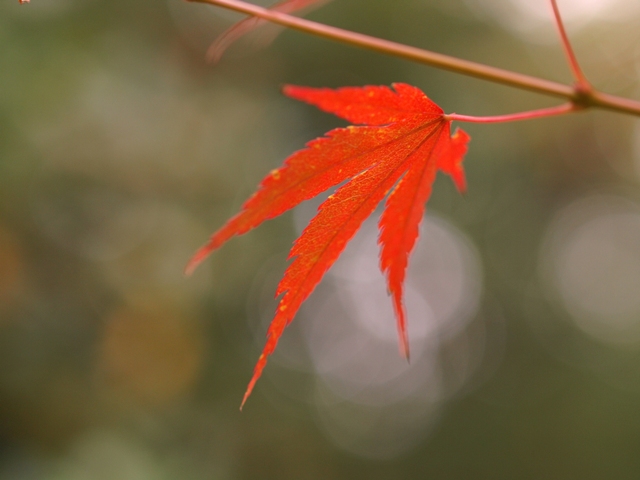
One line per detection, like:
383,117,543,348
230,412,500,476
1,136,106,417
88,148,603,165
445,102,579,124
550,0,591,94
189,0,640,117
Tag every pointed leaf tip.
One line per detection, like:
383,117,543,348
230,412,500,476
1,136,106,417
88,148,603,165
184,242,215,276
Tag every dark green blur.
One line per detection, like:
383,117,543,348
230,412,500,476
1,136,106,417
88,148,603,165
1,0,640,478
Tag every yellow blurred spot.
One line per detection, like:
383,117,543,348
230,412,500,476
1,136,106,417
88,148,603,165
96,305,203,407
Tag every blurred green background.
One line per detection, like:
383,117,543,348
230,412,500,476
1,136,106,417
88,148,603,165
2,0,640,478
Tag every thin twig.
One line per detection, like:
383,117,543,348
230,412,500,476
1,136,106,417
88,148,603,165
190,0,640,117
206,0,331,63
550,0,591,93
445,102,578,124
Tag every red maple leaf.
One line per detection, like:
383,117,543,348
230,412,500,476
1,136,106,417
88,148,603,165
186,83,470,408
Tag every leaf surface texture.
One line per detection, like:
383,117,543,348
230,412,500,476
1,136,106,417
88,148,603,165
186,84,470,408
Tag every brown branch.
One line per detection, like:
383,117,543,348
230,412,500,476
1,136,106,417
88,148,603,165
189,0,640,117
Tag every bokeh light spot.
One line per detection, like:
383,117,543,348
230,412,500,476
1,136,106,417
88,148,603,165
465,0,639,41
540,195,640,345
287,213,483,458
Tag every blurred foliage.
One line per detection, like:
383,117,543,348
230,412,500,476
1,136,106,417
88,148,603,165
2,0,640,478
